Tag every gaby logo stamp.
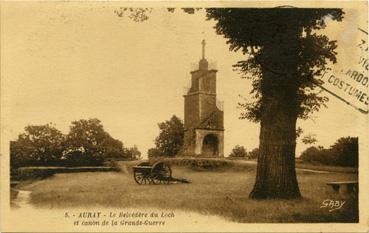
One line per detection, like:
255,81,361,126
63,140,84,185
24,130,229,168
320,199,346,212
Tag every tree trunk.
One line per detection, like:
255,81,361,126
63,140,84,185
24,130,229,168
249,40,301,199
249,104,301,199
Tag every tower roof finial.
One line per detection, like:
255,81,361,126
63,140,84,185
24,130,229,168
201,39,206,59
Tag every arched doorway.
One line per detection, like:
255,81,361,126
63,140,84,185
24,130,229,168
202,134,219,156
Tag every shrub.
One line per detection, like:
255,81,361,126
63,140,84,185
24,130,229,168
330,137,358,166
300,146,331,164
61,150,104,166
154,115,184,157
229,145,247,158
123,145,142,160
147,148,163,158
247,148,259,159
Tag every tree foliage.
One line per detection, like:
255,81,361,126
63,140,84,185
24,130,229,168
154,115,184,157
205,8,343,121
10,119,139,167
124,145,142,160
147,148,163,159
300,136,358,167
301,134,317,145
63,119,121,164
228,146,259,160
10,124,64,167
248,148,259,160
228,145,248,158
114,8,153,22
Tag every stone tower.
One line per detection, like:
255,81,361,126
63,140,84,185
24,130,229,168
183,40,224,157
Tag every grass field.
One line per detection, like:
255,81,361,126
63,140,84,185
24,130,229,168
12,161,358,223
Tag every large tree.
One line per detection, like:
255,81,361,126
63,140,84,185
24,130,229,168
206,8,344,199
154,115,184,157
124,145,142,160
330,136,358,167
10,124,64,167
229,145,248,158
64,118,126,163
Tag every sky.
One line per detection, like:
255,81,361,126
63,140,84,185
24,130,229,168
1,3,368,158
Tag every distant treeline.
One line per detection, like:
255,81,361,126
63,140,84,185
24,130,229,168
228,136,358,167
300,137,358,167
228,145,259,160
10,118,141,168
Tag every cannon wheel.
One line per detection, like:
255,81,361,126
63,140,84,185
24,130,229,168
151,162,172,184
133,171,152,185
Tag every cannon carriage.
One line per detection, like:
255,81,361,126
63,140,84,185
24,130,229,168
132,161,189,185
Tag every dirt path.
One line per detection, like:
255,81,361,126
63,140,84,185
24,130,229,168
236,160,331,173
11,189,33,209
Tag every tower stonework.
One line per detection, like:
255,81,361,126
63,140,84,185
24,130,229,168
183,40,224,157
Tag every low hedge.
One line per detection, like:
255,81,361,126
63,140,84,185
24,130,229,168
146,157,234,171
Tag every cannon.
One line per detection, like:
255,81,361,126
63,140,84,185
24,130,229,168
132,161,189,185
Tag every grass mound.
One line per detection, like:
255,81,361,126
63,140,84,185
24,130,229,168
165,157,233,171
150,157,255,172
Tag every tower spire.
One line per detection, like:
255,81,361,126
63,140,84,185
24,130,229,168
201,39,206,59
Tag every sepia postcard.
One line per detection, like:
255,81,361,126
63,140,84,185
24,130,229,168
0,1,368,232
